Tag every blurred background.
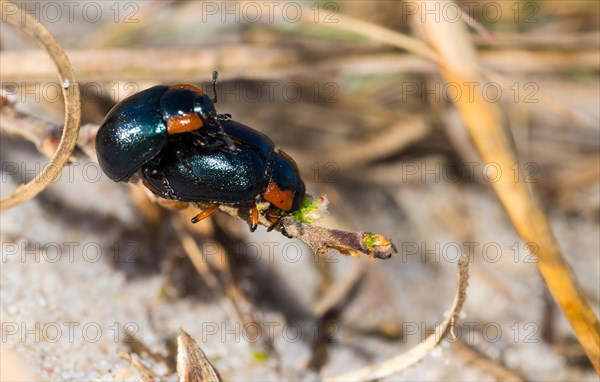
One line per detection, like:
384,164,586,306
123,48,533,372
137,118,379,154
1,1,599,380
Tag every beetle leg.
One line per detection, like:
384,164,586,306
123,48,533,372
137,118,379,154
175,148,203,186
161,176,177,199
190,131,210,147
266,216,285,232
215,118,238,152
265,217,292,238
280,225,293,239
250,204,259,232
191,203,220,224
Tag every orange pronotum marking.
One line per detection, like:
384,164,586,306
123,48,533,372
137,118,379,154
167,113,204,135
263,181,294,211
169,84,205,95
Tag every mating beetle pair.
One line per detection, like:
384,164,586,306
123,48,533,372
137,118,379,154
95,74,306,231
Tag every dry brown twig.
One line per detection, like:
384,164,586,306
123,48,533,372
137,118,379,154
0,0,81,211
208,204,397,260
118,324,223,382
2,48,597,84
177,329,223,382
325,254,470,381
169,211,283,370
452,340,525,382
170,216,242,323
118,350,159,382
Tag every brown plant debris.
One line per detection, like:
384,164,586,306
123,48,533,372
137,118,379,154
177,329,223,382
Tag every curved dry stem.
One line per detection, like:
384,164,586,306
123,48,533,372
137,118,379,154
0,0,81,211
419,1,600,373
300,7,436,61
325,254,470,381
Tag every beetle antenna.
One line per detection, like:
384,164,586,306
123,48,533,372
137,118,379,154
211,70,236,151
211,71,219,103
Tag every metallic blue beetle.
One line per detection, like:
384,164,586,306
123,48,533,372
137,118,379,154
95,80,306,230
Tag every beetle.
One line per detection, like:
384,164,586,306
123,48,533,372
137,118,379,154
95,75,306,231
96,83,218,182
140,118,306,231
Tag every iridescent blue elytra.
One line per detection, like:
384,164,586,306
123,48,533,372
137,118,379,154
141,119,305,211
96,84,217,182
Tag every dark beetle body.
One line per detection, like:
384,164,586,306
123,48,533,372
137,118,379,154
95,83,306,227
142,119,305,212
96,84,217,182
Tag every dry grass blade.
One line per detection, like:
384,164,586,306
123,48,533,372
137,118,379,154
171,216,241,323
177,329,223,382
419,1,600,373
452,340,525,382
313,262,366,318
0,0,81,211
324,254,470,381
118,350,158,382
0,47,299,82
0,101,58,158
313,116,430,171
300,6,436,61
300,4,595,130
3,48,597,83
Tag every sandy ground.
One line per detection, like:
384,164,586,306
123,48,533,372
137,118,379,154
1,136,598,381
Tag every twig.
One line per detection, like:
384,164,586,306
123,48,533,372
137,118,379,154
294,115,430,171
206,204,397,260
473,31,600,49
452,340,525,382
2,48,599,84
0,46,300,82
118,350,159,382
313,262,366,318
0,100,59,158
324,253,470,381
0,0,81,211
121,330,176,375
170,217,241,325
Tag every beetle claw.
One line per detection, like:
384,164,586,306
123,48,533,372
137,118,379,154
281,225,293,239
266,216,285,233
